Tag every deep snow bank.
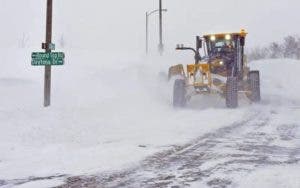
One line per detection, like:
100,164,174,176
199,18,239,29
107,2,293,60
250,59,300,106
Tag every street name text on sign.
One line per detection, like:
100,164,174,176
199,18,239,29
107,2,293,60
31,52,65,66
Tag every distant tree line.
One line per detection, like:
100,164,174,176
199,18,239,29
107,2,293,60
247,35,300,61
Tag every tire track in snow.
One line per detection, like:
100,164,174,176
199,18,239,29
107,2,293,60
0,174,66,188
5,108,299,188
56,108,300,188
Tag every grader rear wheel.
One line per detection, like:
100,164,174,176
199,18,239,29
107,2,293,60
248,71,261,102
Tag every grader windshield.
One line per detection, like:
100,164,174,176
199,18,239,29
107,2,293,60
205,34,237,56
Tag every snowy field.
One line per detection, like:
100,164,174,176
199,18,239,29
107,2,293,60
0,48,300,187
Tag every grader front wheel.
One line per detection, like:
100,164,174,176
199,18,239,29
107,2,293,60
226,77,238,108
173,79,186,107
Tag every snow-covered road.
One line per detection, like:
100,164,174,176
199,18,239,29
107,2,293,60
55,106,300,188
0,49,300,187
2,105,299,188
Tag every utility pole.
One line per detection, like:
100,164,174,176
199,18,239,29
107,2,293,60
146,9,167,55
158,0,164,55
146,12,149,54
44,0,52,107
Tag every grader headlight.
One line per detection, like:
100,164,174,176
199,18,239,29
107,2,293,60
225,34,231,40
210,35,216,41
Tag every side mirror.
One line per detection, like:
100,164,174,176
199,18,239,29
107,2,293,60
196,36,202,50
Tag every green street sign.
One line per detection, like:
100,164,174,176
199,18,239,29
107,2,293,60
31,52,65,66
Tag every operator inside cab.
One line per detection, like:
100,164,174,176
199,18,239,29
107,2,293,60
211,37,235,54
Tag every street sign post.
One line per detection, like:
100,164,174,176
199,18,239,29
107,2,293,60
42,43,55,50
31,0,65,107
31,52,65,66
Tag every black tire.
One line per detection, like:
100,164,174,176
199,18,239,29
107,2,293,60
226,77,238,108
173,79,186,107
249,71,261,102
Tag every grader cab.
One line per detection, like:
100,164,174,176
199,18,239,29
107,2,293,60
169,30,261,108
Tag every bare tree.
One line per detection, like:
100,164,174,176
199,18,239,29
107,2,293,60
283,35,299,59
247,47,269,62
269,42,283,59
296,37,300,59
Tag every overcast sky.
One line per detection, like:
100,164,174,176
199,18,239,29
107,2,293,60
1,0,300,53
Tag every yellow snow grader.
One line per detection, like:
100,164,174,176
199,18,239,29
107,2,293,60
168,30,260,108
